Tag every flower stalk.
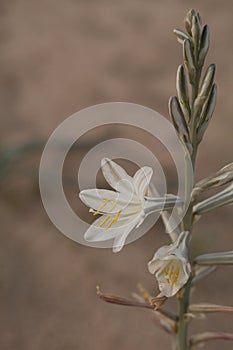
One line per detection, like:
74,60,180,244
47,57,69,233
171,9,217,349
79,8,233,350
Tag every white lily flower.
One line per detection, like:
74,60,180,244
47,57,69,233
79,158,180,253
148,231,191,297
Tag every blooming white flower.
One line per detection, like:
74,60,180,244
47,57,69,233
148,231,191,297
79,158,180,253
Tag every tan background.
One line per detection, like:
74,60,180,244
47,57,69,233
0,0,233,349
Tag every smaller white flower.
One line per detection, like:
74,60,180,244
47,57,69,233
148,232,191,297
79,158,180,253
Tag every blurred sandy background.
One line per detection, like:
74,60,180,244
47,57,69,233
0,0,233,349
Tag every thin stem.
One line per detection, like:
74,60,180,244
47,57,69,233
176,57,201,350
171,10,216,349
176,201,195,349
176,278,192,350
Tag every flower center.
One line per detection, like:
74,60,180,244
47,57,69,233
91,199,122,230
92,199,111,216
100,210,122,230
163,263,180,286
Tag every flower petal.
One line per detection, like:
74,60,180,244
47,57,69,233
101,158,135,194
148,243,176,264
156,259,191,297
149,231,189,262
79,189,118,211
112,218,141,253
80,189,142,217
84,213,142,247
148,258,165,275
133,166,153,198
148,232,191,297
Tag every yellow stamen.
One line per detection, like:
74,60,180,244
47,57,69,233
164,263,180,286
99,215,111,227
164,266,170,284
93,199,110,216
172,266,180,285
169,265,175,279
105,210,122,230
109,201,118,212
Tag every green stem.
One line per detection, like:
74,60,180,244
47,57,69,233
175,189,195,350
176,65,201,350
176,278,192,350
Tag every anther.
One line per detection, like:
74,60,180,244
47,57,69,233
99,215,111,227
93,199,111,216
105,210,122,230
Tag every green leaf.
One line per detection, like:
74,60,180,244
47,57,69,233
189,303,233,314
191,266,216,285
176,65,190,121
190,332,233,348
192,162,233,197
195,250,233,266
193,182,233,214
194,64,215,117
185,9,196,36
198,25,210,67
197,84,217,143
173,29,190,44
191,13,202,48
183,39,195,84
169,96,190,142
